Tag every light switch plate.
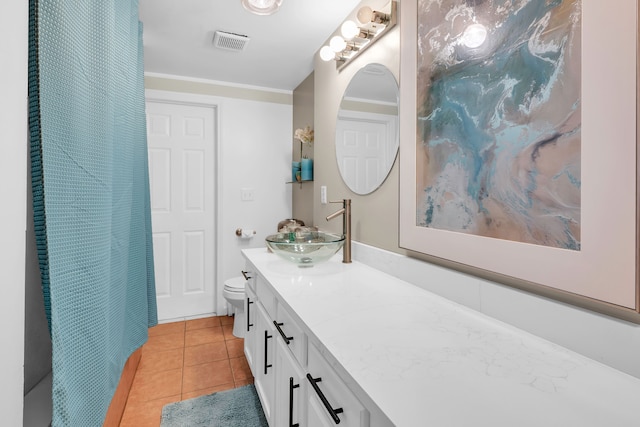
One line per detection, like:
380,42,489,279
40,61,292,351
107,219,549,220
320,185,327,204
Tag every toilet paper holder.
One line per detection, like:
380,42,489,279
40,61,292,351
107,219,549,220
235,228,256,237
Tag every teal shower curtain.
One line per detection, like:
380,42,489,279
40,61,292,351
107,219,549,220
28,0,158,425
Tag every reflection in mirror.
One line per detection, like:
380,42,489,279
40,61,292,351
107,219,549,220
336,63,399,195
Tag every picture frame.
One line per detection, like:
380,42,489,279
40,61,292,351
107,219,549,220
399,0,640,320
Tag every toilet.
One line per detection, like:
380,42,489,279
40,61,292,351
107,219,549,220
223,276,246,338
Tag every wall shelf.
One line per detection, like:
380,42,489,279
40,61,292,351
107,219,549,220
286,180,313,188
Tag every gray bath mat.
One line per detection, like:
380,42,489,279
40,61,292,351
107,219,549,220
160,384,268,427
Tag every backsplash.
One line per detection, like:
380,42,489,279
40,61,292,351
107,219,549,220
352,241,640,379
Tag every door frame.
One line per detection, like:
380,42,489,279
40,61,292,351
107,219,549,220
145,88,223,320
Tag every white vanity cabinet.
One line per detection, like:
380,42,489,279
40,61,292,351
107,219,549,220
243,266,277,425
243,257,375,427
272,300,308,427
242,248,640,427
254,295,277,424
243,282,257,372
254,273,308,427
274,336,306,427
305,342,367,427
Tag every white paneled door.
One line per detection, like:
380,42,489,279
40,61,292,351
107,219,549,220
146,101,216,321
335,112,395,194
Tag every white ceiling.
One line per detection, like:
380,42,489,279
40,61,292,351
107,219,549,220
138,0,366,91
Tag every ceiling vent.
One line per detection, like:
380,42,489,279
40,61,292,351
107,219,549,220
213,31,250,52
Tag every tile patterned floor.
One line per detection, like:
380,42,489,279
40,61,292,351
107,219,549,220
119,315,252,426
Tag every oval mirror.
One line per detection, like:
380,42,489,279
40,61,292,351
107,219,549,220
335,63,399,195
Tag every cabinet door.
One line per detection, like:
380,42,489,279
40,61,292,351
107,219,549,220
307,396,337,427
275,302,306,366
256,273,276,318
275,337,306,427
305,343,368,427
254,303,276,425
244,284,257,373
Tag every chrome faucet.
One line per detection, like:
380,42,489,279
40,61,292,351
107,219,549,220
326,199,351,263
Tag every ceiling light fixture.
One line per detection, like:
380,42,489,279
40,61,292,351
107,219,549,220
241,0,282,16
319,1,397,71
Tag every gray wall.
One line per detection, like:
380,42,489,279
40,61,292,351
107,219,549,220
292,73,315,226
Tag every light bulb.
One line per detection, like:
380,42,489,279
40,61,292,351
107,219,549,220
341,20,359,40
319,46,335,61
462,23,487,48
356,6,374,25
329,36,347,53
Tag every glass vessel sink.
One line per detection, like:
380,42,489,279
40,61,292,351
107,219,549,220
265,231,345,267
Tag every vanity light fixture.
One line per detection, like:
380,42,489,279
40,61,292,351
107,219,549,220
330,35,347,53
319,1,397,71
340,21,360,40
241,0,282,16
319,45,336,62
356,5,391,26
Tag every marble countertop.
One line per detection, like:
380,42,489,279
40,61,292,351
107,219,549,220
243,247,640,426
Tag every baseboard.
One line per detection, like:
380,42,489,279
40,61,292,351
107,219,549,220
102,347,142,427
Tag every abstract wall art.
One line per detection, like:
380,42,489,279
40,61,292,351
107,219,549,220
416,0,581,250
399,0,640,319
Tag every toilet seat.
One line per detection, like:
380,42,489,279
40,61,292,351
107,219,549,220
224,277,246,293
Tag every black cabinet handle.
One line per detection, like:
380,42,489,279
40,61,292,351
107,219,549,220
264,330,273,375
274,321,293,345
289,377,300,427
306,374,344,424
246,298,254,331
241,270,252,280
